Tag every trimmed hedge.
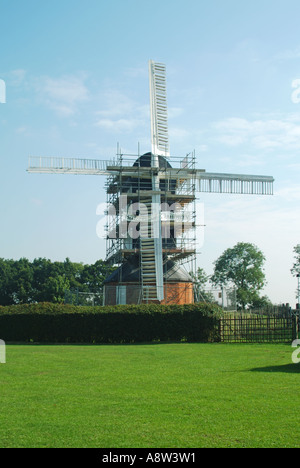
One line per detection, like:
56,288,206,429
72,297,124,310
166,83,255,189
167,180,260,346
0,302,223,344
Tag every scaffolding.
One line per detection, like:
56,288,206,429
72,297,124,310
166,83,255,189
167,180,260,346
104,149,198,304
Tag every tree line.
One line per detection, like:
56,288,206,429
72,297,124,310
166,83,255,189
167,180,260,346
0,257,115,306
1,241,299,308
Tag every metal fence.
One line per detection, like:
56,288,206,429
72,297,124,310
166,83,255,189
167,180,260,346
201,287,237,311
65,289,103,306
219,313,299,343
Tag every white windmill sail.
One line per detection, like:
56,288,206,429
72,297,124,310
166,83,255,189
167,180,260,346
149,60,170,158
136,60,169,302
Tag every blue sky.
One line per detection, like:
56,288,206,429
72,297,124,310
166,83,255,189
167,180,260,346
1,0,300,305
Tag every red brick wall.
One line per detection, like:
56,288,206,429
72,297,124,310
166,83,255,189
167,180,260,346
104,283,194,305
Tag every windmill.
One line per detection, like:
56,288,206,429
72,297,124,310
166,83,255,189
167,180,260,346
28,61,274,305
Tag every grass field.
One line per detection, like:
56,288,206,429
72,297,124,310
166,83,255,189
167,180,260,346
0,342,300,448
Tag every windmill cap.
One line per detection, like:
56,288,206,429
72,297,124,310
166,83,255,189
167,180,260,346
133,152,173,169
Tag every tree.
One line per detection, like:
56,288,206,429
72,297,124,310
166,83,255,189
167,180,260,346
43,275,70,303
32,258,55,302
80,260,115,293
211,242,266,310
249,294,273,310
0,259,14,305
62,257,85,290
11,258,34,304
291,245,300,277
291,245,300,302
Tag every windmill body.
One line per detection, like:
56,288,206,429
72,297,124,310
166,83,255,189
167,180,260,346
28,61,274,305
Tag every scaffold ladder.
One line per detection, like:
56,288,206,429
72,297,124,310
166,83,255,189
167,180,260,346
140,198,162,302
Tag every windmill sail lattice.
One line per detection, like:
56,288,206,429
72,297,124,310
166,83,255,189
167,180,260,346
149,60,169,158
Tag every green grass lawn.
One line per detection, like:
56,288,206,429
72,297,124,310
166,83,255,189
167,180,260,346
0,342,300,448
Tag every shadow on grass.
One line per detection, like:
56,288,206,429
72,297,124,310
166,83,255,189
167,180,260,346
250,364,300,374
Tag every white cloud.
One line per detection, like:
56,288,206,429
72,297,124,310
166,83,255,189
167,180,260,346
15,125,31,136
273,47,300,61
94,88,149,135
219,154,264,168
168,107,184,119
95,118,143,133
123,66,148,79
30,197,43,207
9,69,27,86
37,74,89,116
211,115,300,151
276,185,300,202
95,90,137,119
169,127,190,140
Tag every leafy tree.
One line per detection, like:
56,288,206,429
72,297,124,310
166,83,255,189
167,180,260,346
11,258,34,304
0,259,14,305
249,294,273,310
291,244,300,277
211,242,266,310
79,260,116,305
62,258,85,290
290,244,300,302
32,258,55,302
43,275,70,303
32,257,85,302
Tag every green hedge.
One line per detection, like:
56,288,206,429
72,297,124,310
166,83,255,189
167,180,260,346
0,302,223,344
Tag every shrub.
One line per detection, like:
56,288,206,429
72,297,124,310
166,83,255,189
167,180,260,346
0,302,223,344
